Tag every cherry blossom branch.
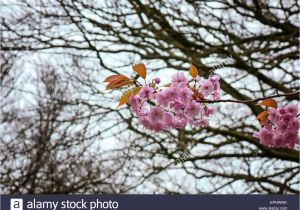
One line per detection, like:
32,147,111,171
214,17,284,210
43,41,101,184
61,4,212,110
197,91,299,105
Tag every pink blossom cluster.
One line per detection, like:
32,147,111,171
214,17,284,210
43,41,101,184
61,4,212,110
128,72,220,131
253,104,300,149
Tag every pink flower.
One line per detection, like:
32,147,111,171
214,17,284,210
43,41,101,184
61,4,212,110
148,106,165,121
139,116,151,128
204,107,215,116
154,77,161,84
286,104,298,115
213,91,220,100
185,101,201,117
138,86,154,99
173,118,186,128
178,87,193,102
175,112,188,121
268,107,280,123
194,119,209,127
129,95,147,116
285,132,299,149
209,75,220,83
254,128,273,146
128,95,139,108
209,75,220,89
287,119,299,133
165,87,178,100
278,107,286,115
277,119,289,132
253,103,300,149
200,80,214,97
128,72,220,133
281,114,293,124
156,91,169,106
164,112,175,127
171,72,187,87
136,106,148,117
151,122,166,131
272,132,284,147
140,116,166,131
170,100,185,111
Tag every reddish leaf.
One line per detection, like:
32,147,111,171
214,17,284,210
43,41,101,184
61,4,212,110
104,74,134,89
132,63,147,79
117,87,141,108
189,64,198,78
256,111,269,124
106,79,134,89
258,98,278,108
103,75,129,83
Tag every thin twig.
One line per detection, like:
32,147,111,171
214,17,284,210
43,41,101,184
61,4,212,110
197,91,299,104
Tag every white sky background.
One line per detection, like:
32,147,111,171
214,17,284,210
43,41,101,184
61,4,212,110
1,0,299,194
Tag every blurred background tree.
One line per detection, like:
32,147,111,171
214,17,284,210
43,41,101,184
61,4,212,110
1,0,299,194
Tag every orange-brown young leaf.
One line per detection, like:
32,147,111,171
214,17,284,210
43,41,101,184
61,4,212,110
259,98,278,108
189,64,198,78
256,110,269,124
117,87,141,107
104,74,133,89
106,79,134,89
103,74,129,83
132,63,146,79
